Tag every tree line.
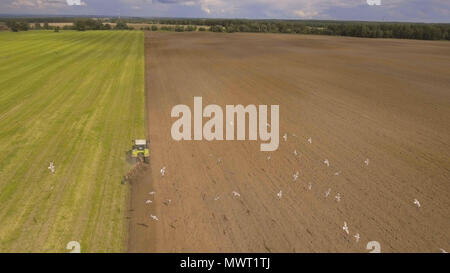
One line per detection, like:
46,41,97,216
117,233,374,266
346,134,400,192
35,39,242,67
1,19,132,32
153,19,449,40
1,17,449,40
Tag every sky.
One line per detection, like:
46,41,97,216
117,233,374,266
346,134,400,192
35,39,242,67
0,0,449,23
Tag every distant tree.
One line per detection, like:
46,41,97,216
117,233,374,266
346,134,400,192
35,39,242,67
185,25,196,31
198,27,206,31
260,24,268,33
115,21,129,30
8,22,19,32
151,25,158,31
34,23,41,30
6,21,29,32
210,25,223,32
43,22,50,30
54,26,60,32
175,25,185,32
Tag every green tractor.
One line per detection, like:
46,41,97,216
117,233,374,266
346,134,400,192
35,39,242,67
131,139,150,164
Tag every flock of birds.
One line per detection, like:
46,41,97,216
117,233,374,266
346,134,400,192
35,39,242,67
37,127,445,253
136,131,450,253
41,128,446,253
139,132,435,253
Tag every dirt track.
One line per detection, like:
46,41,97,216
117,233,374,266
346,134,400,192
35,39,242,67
128,32,450,252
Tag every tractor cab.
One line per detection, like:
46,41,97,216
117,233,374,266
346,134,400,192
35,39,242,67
131,139,150,163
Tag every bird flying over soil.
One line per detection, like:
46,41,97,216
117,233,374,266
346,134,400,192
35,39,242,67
343,222,349,234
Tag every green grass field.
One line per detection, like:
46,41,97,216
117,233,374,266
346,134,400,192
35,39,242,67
0,30,145,252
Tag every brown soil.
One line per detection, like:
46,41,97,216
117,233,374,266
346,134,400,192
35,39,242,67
128,32,450,253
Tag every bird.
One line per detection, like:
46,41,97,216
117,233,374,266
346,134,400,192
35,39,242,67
283,133,287,142
214,196,220,201
343,222,349,234
293,150,298,156
148,191,156,195
335,193,341,202
145,200,152,204
48,162,55,174
325,188,331,198
293,171,299,181
354,233,360,242
150,215,159,221
413,199,421,208
308,183,312,190
308,137,312,144
232,191,241,197
440,248,448,253
364,158,370,166
277,190,282,199
334,171,341,176
160,166,166,176
324,159,330,167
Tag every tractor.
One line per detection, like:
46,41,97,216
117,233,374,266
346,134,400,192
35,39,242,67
131,139,150,164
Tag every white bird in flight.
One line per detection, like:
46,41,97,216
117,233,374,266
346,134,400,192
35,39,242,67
343,222,349,234
232,191,241,197
324,159,330,167
48,162,55,174
214,196,220,201
145,200,152,204
308,137,312,144
354,233,360,242
283,133,287,142
334,171,341,176
325,188,331,198
293,150,298,156
440,248,448,253
160,166,166,176
277,190,282,199
293,171,299,181
413,199,421,208
308,183,312,190
150,214,159,221
148,191,155,195
364,158,370,166
335,193,341,202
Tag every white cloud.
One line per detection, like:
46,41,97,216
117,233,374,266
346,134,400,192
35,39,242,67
67,0,86,6
9,0,86,9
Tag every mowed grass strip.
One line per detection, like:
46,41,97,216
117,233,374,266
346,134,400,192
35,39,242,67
0,30,145,252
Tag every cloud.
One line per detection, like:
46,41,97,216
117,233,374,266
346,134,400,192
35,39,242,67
67,0,86,6
8,0,86,9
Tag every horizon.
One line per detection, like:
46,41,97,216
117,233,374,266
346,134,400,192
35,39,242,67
1,14,450,24
0,0,449,23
